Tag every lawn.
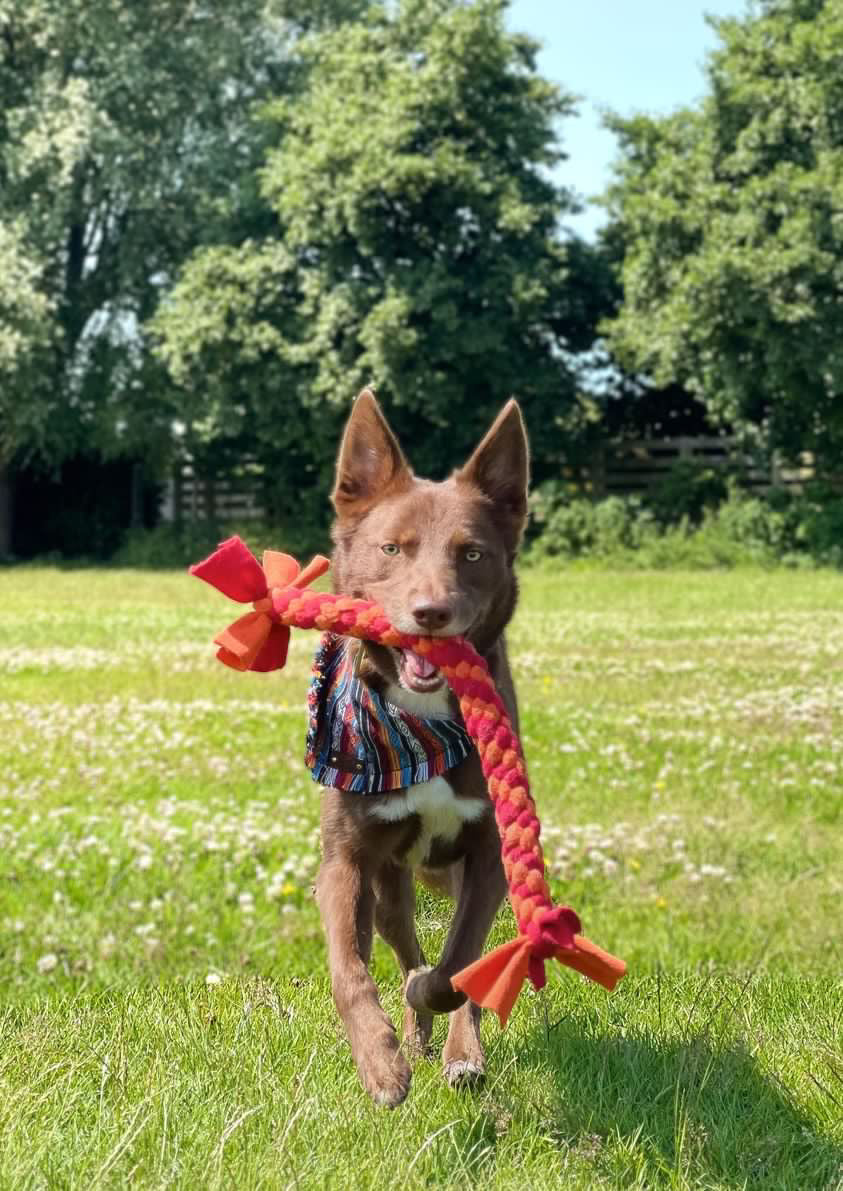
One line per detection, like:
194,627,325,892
1,564,841,1189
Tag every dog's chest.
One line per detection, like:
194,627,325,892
368,776,487,867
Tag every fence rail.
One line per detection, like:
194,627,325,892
161,436,816,523
160,462,267,524
597,436,814,497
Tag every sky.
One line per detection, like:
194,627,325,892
506,0,751,238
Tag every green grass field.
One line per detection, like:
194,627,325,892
1,565,841,1190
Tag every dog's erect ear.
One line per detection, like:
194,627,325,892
456,399,529,540
332,389,412,518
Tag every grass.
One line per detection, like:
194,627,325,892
0,564,841,1189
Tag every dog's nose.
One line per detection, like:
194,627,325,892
412,603,453,631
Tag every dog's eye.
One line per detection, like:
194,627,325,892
464,548,483,563
381,543,401,556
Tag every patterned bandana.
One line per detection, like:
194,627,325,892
305,633,475,793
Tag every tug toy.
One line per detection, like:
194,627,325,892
192,536,626,1026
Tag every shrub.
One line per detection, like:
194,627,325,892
528,494,659,561
649,459,732,526
111,517,332,570
110,523,222,569
527,478,843,569
794,484,843,566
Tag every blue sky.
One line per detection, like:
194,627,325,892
507,0,750,237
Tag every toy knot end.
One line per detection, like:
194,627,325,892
191,537,330,673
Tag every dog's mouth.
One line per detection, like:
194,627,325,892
395,648,445,694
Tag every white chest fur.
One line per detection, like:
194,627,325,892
368,776,487,868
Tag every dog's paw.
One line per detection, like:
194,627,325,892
363,1049,413,1108
406,966,465,1014
444,1058,485,1089
355,1025,413,1108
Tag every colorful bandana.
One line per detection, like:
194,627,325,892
305,633,475,793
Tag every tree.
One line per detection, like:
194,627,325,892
154,0,603,504
603,0,843,470
1,0,286,455
0,0,370,552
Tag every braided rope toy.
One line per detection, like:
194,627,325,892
192,536,626,1026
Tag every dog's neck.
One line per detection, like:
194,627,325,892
382,678,453,719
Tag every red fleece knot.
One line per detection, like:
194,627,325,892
425,639,462,668
521,852,545,873
498,802,519,827
538,905,582,948
507,847,541,869
524,919,542,944
528,954,548,990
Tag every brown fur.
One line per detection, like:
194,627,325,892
315,389,529,1106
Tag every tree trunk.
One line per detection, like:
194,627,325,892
589,443,607,500
0,461,12,557
203,471,217,524
173,460,185,527
130,461,144,529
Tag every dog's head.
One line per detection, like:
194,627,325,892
330,389,529,696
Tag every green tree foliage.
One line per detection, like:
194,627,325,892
604,0,843,469
154,0,601,495
0,0,310,466
0,218,52,399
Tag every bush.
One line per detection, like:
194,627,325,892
111,517,332,570
794,484,843,566
527,477,843,569
649,459,732,526
110,523,222,569
528,487,659,561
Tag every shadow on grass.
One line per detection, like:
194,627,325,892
517,1015,842,1190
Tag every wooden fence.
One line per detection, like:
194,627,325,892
160,436,816,523
160,461,266,524
595,436,814,498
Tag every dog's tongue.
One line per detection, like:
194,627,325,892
403,650,437,679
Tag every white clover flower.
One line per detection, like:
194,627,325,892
36,953,58,973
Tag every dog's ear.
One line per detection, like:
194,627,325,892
456,399,529,543
332,389,412,518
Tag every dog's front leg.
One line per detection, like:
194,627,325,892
316,854,412,1107
405,814,507,1018
405,827,506,1086
373,864,434,1058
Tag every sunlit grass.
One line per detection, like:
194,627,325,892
0,565,841,1188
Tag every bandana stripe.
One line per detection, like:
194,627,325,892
306,634,474,793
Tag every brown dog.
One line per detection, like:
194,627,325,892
313,389,529,1106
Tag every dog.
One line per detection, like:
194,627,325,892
312,388,529,1106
